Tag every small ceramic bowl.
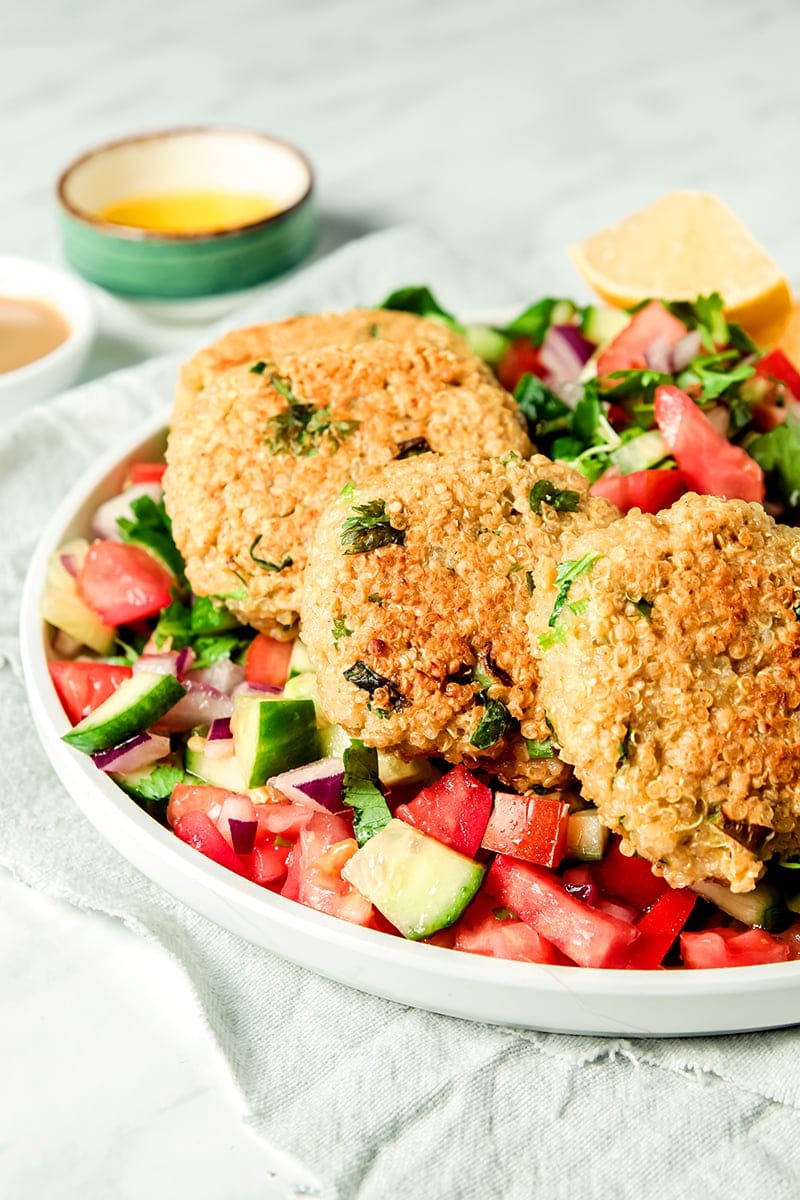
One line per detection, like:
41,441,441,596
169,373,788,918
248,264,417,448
0,256,95,422
57,127,316,300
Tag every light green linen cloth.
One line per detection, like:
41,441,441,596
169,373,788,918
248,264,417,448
2,229,800,1200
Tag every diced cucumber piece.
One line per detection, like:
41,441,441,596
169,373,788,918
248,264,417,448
580,305,631,347
42,540,116,655
464,324,510,366
62,672,186,754
281,672,354,757
377,753,436,788
231,694,321,787
609,430,669,476
185,742,248,792
288,638,313,678
282,672,318,702
565,809,609,862
692,877,785,932
342,818,485,939
319,723,351,757
550,300,578,326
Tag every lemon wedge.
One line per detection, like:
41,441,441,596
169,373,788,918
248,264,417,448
569,190,792,340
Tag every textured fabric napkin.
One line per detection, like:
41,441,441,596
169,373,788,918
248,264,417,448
3,228,800,1200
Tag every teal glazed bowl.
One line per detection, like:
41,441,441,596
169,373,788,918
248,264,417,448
56,127,316,299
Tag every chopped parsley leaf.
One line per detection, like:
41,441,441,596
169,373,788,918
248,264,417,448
117,495,185,584
626,594,653,620
332,617,353,643
529,479,580,516
343,660,408,710
548,553,600,628
341,500,406,555
526,738,554,760
470,697,512,750
249,536,293,573
249,360,268,375
492,906,516,922
265,375,358,456
342,740,392,845
616,725,633,771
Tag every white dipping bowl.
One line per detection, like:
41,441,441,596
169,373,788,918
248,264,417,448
0,256,95,422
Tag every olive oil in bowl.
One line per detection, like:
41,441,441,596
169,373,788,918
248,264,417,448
98,191,280,236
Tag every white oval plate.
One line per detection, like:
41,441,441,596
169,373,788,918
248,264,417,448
20,413,800,1037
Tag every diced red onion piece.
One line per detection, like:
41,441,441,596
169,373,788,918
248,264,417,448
156,682,233,733
92,731,170,773
232,681,281,697
133,652,179,677
672,330,703,373
187,659,246,695
270,758,345,813
59,552,80,578
92,483,163,541
208,717,232,741
205,717,234,759
644,336,674,374
540,324,594,382
175,646,196,677
217,795,257,850
228,818,258,855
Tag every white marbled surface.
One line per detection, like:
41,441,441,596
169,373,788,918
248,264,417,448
3,0,800,1195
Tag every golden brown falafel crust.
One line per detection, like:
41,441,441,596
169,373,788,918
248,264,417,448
529,493,800,892
164,339,531,637
301,452,618,791
172,308,481,429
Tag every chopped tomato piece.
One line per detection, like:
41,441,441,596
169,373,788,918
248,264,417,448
250,839,292,888
680,927,791,968
590,467,687,514
776,921,800,960
453,893,565,964
480,791,569,868
487,856,639,968
654,384,765,503
592,839,666,910
254,798,321,839
755,348,800,400
78,540,175,625
244,634,293,688
395,765,492,857
281,811,372,926
173,811,248,876
127,461,167,485
496,339,546,392
597,301,687,379
49,660,132,724
167,783,233,827
626,888,697,969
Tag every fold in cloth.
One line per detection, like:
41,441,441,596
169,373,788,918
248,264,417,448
3,227,800,1200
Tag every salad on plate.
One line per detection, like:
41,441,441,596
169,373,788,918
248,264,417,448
41,193,800,973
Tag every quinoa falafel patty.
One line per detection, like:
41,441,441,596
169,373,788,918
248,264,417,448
301,452,618,791
164,339,531,638
172,308,483,429
529,493,800,893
